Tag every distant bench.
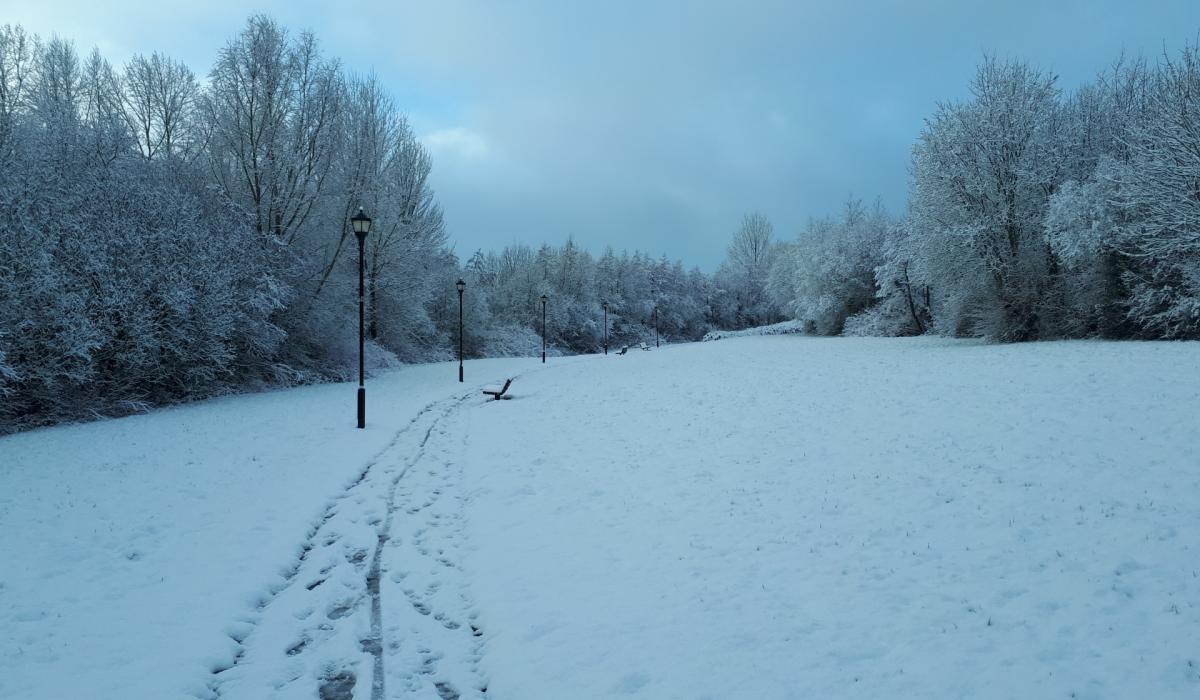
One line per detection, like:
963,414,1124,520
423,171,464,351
616,343,652,356
483,378,513,401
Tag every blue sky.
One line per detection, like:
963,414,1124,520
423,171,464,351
7,0,1200,269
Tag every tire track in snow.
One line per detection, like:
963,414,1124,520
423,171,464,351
364,399,463,700
204,370,537,700
377,399,491,698
202,397,463,700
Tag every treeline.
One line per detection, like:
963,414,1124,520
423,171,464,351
0,17,718,431
730,47,1200,342
454,240,716,358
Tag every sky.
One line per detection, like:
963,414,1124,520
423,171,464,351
5,0,1200,270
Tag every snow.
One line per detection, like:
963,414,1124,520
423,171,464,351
465,337,1200,698
701,319,805,341
3,337,1200,698
0,358,546,699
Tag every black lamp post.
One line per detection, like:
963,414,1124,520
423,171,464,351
351,207,372,429
601,301,608,355
456,279,466,382
540,294,548,363
654,305,659,347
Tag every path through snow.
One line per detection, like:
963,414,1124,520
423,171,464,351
211,394,492,700
0,357,546,699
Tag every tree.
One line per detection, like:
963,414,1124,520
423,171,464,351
779,198,889,335
717,212,778,327
1106,44,1200,338
910,57,1065,340
0,24,35,153
205,15,342,242
122,52,200,160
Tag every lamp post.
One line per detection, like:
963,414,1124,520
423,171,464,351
654,305,659,347
351,208,372,429
456,279,466,382
540,294,548,363
601,301,609,355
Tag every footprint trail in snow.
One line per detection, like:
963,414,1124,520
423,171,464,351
206,395,488,700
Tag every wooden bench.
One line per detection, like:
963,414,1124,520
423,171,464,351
483,378,513,401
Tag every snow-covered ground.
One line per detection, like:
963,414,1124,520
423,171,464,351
0,357,555,700
701,319,805,341
2,337,1199,699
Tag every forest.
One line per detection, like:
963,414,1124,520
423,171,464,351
3,14,1200,430
758,54,1200,343
0,16,735,430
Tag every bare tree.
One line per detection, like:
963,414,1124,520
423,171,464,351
719,212,777,326
0,24,35,152
122,52,199,160
80,48,126,165
205,14,342,241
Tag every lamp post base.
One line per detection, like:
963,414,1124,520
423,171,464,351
459,365,464,382
357,387,366,429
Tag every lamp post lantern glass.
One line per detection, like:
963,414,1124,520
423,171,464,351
351,208,372,429
456,279,466,382
601,301,608,355
540,294,548,363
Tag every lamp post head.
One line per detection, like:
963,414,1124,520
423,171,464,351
541,294,548,304
602,301,608,311
351,207,372,242
456,279,466,293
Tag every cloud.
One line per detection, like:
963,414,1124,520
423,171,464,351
10,1,1200,269
423,127,489,161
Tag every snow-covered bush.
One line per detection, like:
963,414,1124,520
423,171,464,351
478,325,558,358
868,221,932,336
702,320,805,341
766,199,889,335
0,347,14,399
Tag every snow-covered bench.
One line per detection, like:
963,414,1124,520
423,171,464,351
483,378,513,401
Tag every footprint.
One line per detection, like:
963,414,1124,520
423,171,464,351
434,612,460,630
327,601,354,619
286,636,308,656
318,670,356,700
359,637,381,654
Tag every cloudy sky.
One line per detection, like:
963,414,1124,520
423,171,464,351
7,0,1200,268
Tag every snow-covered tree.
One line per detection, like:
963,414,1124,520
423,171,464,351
1102,45,1200,338
909,58,1065,340
854,219,932,337
122,52,200,161
715,212,780,327
205,15,342,242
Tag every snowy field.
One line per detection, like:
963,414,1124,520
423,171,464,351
0,357,555,699
2,337,1199,699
